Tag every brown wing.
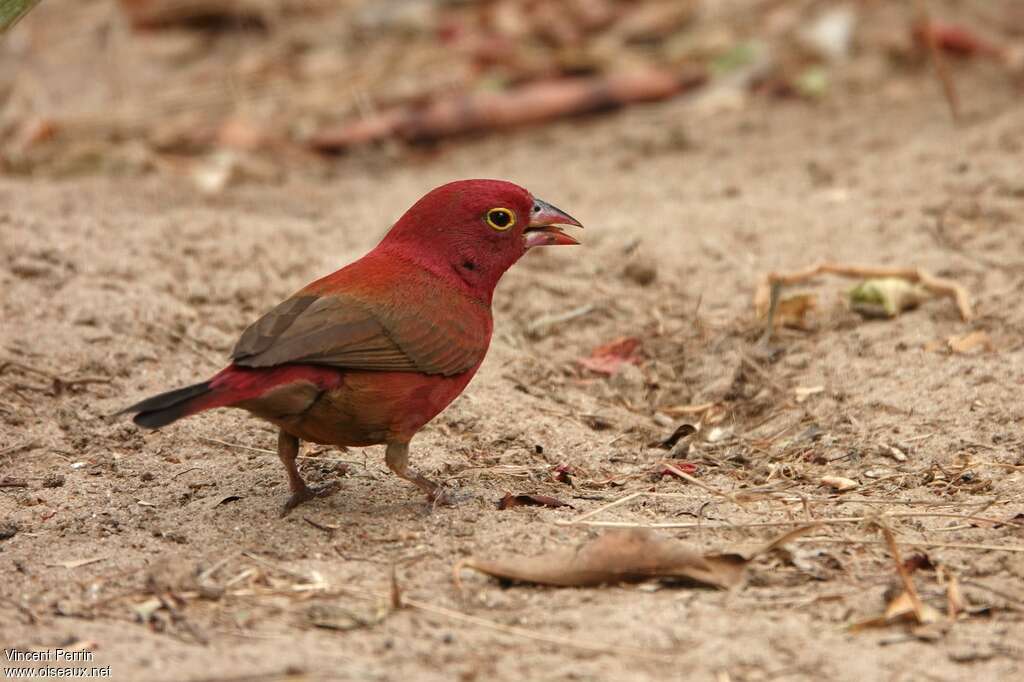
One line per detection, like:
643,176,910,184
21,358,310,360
231,293,486,377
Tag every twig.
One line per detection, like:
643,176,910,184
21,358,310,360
526,303,598,336
560,510,1013,530
200,438,275,455
794,538,1024,553
774,495,1013,507
559,489,1020,530
758,280,783,346
166,557,675,661
660,461,732,500
880,523,927,623
303,517,339,535
202,437,362,466
0,440,37,458
753,262,972,321
390,565,403,610
660,402,717,418
561,491,647,525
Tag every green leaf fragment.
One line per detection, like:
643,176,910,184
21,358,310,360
848,278,931,318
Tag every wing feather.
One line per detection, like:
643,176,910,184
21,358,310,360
231,290,487,376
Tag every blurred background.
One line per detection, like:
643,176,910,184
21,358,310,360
2,0,1021,188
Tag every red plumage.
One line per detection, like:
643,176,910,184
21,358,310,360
123,179,581,514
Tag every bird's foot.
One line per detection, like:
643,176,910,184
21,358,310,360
280,481,341,517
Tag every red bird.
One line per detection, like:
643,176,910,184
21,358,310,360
124,180,581,514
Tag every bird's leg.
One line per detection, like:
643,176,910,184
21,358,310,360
385,441,462,506
277,430,339,516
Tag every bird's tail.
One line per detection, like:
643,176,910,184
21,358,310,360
121,380,216,429
122,364,345,429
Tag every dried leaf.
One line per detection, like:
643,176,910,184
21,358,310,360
850,589,944,632
947,330,993,354
305,602,388,631
550,464,575,485
848,278,930,318
768,293,818,329
820,476,858,492
902,553,934,574
655,423,697,449
457,529,747,589
578,336,642,376
887,590,944,624
497,493,574,510
655,460,698,478
794,385,824,403
881,444,908,462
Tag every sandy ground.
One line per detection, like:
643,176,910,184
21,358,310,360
3,64,1024,680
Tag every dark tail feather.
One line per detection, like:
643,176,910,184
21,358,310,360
121,381,213,429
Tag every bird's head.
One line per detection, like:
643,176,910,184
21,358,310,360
379,179,582,301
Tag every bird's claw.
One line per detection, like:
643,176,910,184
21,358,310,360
280,481,341,517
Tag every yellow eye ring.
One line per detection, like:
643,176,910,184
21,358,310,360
485,207,516,231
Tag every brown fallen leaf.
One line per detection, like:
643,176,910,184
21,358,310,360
902,553,934,574
947,330,993,354
456,528,747,589
497,493,574,510
851,524,946,633
769,293,818,329
884,589,943,624
577,336,642,376
653,423,697,450
550,464,575,485
653,460,698,479
820,476,859,492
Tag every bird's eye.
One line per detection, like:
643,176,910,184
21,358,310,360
485,207,515,231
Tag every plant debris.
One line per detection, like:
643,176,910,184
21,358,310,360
654,423,697,450
849,278,930,318
945,330,994,354
754,263,973,328
577,336,643,376
497,493,574,510
820,476,859,492
456,528,748,589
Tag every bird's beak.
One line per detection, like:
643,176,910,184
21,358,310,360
524,198,582,248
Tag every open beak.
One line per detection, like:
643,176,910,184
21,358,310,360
524,198,582,248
